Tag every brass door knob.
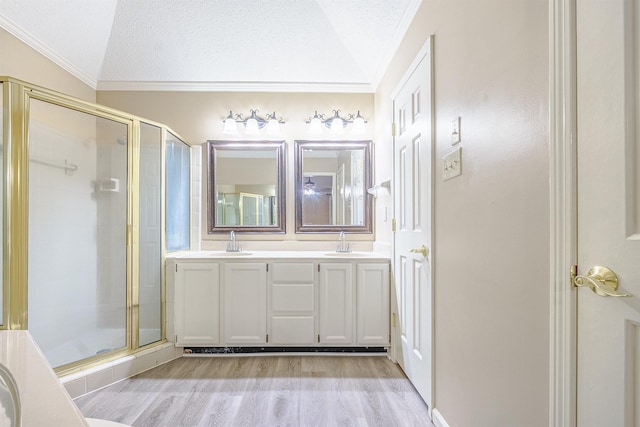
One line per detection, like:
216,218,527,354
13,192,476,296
572,265,632,297
409,245,429,258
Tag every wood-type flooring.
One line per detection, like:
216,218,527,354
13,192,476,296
75,355,434,427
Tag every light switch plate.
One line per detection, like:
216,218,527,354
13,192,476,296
451,116,461,144
442,147,462,181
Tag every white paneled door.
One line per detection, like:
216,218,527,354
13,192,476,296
576,1,640,425
392,37,433,408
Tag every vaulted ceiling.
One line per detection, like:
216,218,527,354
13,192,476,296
0,0,421,92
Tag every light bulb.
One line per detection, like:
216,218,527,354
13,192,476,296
309,117,323,135
245,118,259,135
266,118,281,135
330,117,344,135
352,116,365,134
223,111,238,135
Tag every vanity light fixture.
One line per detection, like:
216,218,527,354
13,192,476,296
306,110,367,135
222,109,285,136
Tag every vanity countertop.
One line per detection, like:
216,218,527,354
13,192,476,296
0,330,88,427
168,250,390,261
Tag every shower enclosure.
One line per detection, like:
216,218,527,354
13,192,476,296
1,77,191,372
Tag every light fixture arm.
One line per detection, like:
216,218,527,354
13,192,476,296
306,110,326,124
222,109,285,135
305,109,367,130
265,111,285,124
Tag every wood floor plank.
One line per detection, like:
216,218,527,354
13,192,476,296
75,355,433,427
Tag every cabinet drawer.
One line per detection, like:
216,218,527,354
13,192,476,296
272,283,314,313
271,263,315,283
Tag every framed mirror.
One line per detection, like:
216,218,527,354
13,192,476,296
295,140,372,233
207,140,286,233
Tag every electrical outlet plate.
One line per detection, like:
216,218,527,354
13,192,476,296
451,116,461,144
442,147,462,181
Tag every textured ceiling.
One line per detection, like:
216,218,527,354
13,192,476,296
0,0,421,92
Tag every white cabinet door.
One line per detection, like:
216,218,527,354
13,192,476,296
224,263,267,345
175,262,220,346
318,263,353,345
357,263,390,345
270,263,316,345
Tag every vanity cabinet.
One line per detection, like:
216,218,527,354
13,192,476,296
223,263,267,345
174,262,220,346
170,253,390,348
318,263,354,345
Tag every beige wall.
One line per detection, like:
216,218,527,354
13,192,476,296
374,1,550,426
97,91,376,243
0,28,95,102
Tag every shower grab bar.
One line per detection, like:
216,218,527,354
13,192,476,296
30,158,78,175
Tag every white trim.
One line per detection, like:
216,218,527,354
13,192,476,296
390,35,435,414
390,37,432,100
427,35,436,419
432,408,450,427
96,80,375,93
549,0,577,426
625,0,640,239
370,0,423,91
0,15,98,89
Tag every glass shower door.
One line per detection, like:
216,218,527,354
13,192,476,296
138,123,162,347
27,98,129,368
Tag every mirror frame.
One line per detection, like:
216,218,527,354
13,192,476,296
294,140,373,234
206,140,286,234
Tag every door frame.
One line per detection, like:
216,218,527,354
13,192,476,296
390,36,435,414
551,0,639,424
549,0,578,425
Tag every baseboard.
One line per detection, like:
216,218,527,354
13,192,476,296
432,408,450,427
62,343,182,399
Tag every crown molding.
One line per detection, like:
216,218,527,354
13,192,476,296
96,80,375,93
0,15,97,89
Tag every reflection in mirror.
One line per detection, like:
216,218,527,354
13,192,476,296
295,140,372,233
207,140,286,233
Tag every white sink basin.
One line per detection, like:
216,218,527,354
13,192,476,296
324,252,369,257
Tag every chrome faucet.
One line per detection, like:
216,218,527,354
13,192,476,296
336,231,351,253
226,230,241,252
